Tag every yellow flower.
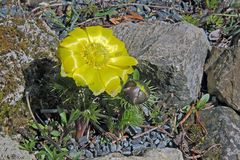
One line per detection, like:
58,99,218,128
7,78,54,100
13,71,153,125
58,26,138,97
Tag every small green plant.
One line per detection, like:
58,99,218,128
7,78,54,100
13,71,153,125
207,15,224,29
183,15,200,26
181,93,210,114
206,0,220,10
196,93,210,110
20,109,83,159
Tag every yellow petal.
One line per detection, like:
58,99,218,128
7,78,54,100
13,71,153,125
106,65,134,83
85,26,112,44
107,56,138,67
59,28,89,51
100,67,121,96
68,28,88,39
58,47,78,61
60,65,67,77
106,36,129,57
62,55,85,75
88,72,105,96
73,64,96,86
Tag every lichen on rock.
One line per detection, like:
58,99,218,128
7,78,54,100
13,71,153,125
0,17,58,133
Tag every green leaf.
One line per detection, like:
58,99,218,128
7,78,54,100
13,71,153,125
68,109,81,124
43,145,54,159
95,8,117,17
182,105,191,113
133,69,140,80
31,122,44,130
50,130,61,137
60,111,67,125
30,123,38,129
119,106,144,130
196,94,210,110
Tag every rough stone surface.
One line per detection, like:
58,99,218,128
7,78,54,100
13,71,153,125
113,21,210,108
0,135,35,160
0,18,58,105
198,106,240,160
92,148,184,160
205,46,240,111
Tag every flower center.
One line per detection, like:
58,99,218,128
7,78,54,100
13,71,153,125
83,43,109,68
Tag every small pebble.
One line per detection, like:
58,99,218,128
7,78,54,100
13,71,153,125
89,143,95,149
110,143,117,152
122,140,129,148
144,142,151,148
129,126,142,135
116,144,122,152
132,138,142,145
157,141,166,148
78,136,88,146
85,150,93,158
122,147,132,156
154,139,160,145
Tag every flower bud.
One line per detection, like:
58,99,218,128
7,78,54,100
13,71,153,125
123,81,150,104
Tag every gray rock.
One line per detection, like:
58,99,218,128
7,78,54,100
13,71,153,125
122,140,129,148
205,46,240,111
157,141,166,149
113,21,210,108
132,144,146,155
132,138,142,145
0,135,35,160
122,147,132,156
116,143,122,152
110,143,117,152
79,135,88,146
128,126,142,135
154,139,160,145
0,18,58,106
198,106,240,160
93,148,183,160
85,150,93,158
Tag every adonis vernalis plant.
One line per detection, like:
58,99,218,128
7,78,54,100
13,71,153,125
58,26,138,97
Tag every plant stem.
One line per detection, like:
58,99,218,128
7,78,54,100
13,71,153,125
177,104,195,127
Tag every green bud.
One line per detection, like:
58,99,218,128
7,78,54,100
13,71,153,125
123,80,150,104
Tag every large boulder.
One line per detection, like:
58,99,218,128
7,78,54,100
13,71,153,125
93,148,184,160
113,21,210,108
0,17,58,132
0,18,58,105
205,46,240,111
198,106,240,160
0,135,35,160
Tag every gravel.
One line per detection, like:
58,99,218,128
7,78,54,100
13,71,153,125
79,130,173,158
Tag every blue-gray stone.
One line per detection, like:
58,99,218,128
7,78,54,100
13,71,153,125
122,140,129,148
154,139,160,145
92,150,97,157
131,138,142,145
157,141,166,148
89,143,94,149
161,134,166,139
144,142,151,148
129,126,142,135
146,136,153,143
78,136,88,146
116,144,122,152
85,150,93,158
67,144,74,151
110,143,117,152
132,144,146,155
122,147,132,156
95,143,100,152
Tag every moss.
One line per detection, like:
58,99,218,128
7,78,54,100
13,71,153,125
0,92,31,135
187,123,206,145
0,22,28,54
